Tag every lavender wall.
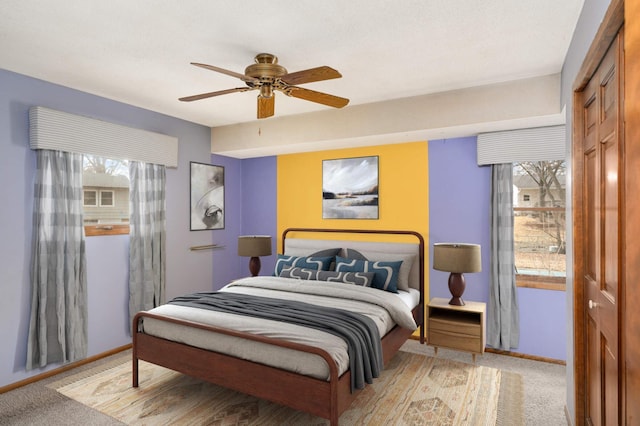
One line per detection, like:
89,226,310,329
517,287,566,359
209,154,243,290
428,137,567,360
0,69,214,387
206,155,278,289
428,137,491,304
240,156,277,276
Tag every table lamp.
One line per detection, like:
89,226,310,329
433,243,481,306
238,235,272,276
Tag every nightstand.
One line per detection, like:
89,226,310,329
427,297,486,362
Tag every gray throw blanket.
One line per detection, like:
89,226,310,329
168,291,383,392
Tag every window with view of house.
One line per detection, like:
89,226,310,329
513,160,566,290
82,155,130,236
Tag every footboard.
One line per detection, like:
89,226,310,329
132,309,419,425
132,311,352,424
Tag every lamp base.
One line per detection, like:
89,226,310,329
448,296,465,306
248,256,262,277
448,272,466,306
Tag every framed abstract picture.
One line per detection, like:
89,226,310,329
190,162,224,230
322,156,379,219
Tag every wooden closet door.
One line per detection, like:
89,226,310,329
577,33,622,426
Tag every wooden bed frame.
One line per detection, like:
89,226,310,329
132,228,425,425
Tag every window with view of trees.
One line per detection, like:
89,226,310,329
82,155,130,236
513,160,566,290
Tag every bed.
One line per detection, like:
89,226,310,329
132,228,425,425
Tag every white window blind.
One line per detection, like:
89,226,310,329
29,106,178,167
477,125,565,165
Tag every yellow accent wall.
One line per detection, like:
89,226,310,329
277,141,430,307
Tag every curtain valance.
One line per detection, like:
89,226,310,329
477,125,565,165
29,106,178,167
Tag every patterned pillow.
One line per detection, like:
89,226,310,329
341,248,415,291
279,267,375,287
273,254,333,276
334,256,402,293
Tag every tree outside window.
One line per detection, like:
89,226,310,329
513,160,566,290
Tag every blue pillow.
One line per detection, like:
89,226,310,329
334,256,402,293
273,254,333,276
279,267,375,287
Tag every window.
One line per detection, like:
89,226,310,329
82,155,130,236
99,190,114,206
513,160,566,290
83,190,97,206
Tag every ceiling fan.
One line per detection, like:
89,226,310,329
179,53,349,119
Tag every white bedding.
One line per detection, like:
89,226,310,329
397,287,420,308
142,276,418,380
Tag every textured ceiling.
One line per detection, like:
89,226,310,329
1,0,584,128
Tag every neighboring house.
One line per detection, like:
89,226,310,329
513,174,566,208
82,173,129,224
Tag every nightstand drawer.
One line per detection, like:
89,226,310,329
429,318,481,336
428,329,482,353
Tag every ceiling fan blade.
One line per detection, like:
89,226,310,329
190,62,260,84
179,87,251,102
286,87,349,108
280,66,342,85
257,95,275,119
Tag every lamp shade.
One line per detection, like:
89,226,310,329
433,243,481,273
237,235,272,257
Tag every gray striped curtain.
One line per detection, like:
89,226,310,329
487,163,520,350
27,150,88,369
128,161,166,325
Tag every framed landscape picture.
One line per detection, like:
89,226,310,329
322,156,379,219
190,162,224,230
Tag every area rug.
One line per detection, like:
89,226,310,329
50,351,523,425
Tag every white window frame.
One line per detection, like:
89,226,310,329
99,190,115,207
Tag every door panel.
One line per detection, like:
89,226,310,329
598,288,618,426
584,147,597,282
579,34,621,426
602,134,619,300
587,304,600,424
604,338,617,426
600,44,620,303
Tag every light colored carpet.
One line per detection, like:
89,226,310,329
50,350,523,425
400,340,567,425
